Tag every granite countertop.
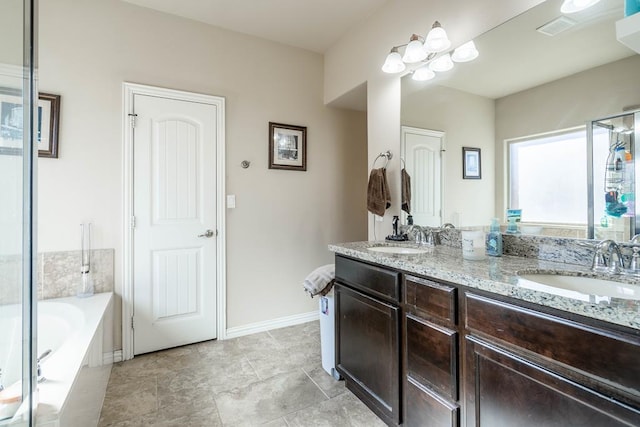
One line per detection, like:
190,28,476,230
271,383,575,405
329,241,640,331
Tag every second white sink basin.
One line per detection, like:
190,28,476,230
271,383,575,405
367,246,429,255
518,273,640,301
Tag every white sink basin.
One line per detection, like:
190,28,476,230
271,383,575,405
518,273,640,301
367,246,429,255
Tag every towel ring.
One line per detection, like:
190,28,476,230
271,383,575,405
372,150,393,168
400,158,406,169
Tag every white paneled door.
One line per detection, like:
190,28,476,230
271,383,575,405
402,126,444,227
133,94,217,355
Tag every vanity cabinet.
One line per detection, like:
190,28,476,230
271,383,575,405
404,275,460,427
334,256,402,426
463,292,640,427
333,254,640,427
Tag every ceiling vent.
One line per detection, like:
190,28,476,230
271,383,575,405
536,16,578,36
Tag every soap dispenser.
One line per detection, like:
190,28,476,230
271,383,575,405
486,218,503,257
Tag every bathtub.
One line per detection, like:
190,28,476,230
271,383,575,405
0,293,113,427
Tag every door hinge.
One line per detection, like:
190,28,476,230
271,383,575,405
131,316,134,330
128,113,138,128
131,216,136,229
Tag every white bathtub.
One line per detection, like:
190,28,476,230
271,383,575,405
0,293,113,427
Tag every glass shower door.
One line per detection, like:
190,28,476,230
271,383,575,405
588,110,639,241
0,0,37,425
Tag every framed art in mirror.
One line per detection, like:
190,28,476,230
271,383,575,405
269,122,307,171
463,147,481,179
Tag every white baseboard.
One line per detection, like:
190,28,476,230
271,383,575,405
224,310,319,340
103,350,123,365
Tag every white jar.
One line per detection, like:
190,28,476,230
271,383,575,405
461,230,486,260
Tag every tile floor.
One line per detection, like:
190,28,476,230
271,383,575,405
98,321,386,426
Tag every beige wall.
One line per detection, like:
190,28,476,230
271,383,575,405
323,0,544,238
38,0,367,347
495,55,640,217
402,85,496,226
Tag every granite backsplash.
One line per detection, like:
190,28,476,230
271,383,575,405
0,249,114,305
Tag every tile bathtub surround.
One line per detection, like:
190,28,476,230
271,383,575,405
40,249,114,300
98,322,385,427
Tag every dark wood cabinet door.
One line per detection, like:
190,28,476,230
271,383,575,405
406,314,458,400
335,283,400,425
405,377,459,427
464,335,640,427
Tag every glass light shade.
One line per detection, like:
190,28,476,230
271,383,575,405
424,25,451,53
560,0,601,13
429,53,454,72
402,36,428,63
382,49,406,73
451,41,479,62
412,66,435,81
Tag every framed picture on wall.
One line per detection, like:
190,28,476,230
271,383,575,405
268,122,307,171
37,93,61,158
463,146,481,179
0,89,60,158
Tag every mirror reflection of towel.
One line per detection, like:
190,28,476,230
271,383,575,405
367,167,391,216
401,168,411,214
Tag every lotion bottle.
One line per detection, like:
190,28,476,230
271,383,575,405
486,218,503,257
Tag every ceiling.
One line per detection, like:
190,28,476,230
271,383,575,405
121,0,388,53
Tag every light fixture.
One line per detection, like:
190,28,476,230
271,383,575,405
429,53,454,72
403,34,428,63
412,66,435,81
381,47,406,73
381,21,478,78
560,0,601,13
424,21,451,53
451,40,479,62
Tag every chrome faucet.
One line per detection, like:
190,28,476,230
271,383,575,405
37,349,52,383
592,240,625,273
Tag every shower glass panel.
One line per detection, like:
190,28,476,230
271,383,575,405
0,0,37,425
588,110,639,241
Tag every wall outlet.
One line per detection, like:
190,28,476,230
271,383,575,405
227,195,236,209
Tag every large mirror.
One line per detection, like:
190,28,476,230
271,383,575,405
400,0,639,240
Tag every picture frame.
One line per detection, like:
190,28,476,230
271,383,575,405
462,146,481,179
0,90,60,158
269,122,307,171
37,93,61,158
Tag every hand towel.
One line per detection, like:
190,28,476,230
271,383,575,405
303,264,335,297
367,168,391,216
401,168,411,214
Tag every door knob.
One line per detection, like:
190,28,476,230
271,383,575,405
198,229,215,238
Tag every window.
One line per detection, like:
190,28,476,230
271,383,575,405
507,128,608,224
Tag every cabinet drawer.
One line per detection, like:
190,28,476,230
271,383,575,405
405,275,456,325
336,255,400,302
405,376,459,427
465,292,640,398
406,314,458,400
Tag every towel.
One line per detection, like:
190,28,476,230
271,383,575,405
367,168,391,216
401,168,411,214
303,264,335,297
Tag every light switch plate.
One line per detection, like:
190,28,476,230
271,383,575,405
227,195,236,209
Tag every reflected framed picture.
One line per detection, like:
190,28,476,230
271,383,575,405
0,89,60,158
463,146,481,179
269,122,307,171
